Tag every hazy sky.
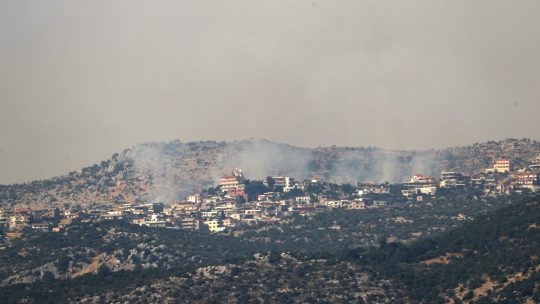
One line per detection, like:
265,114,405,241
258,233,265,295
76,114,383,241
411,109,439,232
1,0,539,184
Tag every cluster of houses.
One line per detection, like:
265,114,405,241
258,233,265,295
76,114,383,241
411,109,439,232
1,157,540,240
402,156,540,200
474,157,540,194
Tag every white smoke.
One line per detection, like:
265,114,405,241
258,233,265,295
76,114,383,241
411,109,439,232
212,139,312,184
129,142,185,203
127,139,446,203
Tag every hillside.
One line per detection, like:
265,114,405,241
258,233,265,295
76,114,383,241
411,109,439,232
70,194,540,304
355,194,540,303
76,253,405,304
0,194,510,285
0,194,522,303
1,138,539,208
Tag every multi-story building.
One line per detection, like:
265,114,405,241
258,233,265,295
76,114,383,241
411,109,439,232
0,210,7,225
273,176,292,188
402,174,438,199
9,214,30,231
512,171,538,191
180,217,200,230
143,214,167,227
219,168,245,196
30,222,50,232
120,203,133,212
257,192,277,201
222,217,238,228
273,176,298,192
357,183,390,195
529,156,540,172
492,160,511,173
203,219,225,232
348,200,365,210
439,171,468,188
187,194,202,203
407,174,437,185
174,202,199,212
201,210,219,218
295,196,311,204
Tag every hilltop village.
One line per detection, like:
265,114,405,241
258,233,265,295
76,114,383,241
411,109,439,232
1,156,540,240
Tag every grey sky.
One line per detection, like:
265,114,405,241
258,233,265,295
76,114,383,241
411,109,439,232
1,0,539,184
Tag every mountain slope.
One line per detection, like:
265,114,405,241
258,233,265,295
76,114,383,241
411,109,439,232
70,194,540,304
0,194,537,303
356,194,540,303
0,194,511,290
1,138,539,208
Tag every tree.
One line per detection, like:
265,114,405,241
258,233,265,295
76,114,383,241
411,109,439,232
266,176,276,191
97,265,111,277
268,251,282,263
41,271,55,283
57,256,70,272
244,180,268,198
340,183,355,195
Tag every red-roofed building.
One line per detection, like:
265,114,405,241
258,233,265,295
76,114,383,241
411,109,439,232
219,168,245,196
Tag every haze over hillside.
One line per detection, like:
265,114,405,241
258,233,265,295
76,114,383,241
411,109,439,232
0,138,538,208
2,1,540,184
2,1,540,303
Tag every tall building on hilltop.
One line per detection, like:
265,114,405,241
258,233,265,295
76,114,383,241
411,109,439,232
487,160,511,173
219,168,245,196
494,160,511,173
